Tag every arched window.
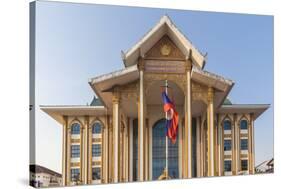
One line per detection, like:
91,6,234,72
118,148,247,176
71,123,80,135
92,122,102,134
223,120,231,130
152,119,178,180
240,120,248,130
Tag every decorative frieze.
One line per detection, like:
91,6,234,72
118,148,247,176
192,81,208,104
144,73,186,95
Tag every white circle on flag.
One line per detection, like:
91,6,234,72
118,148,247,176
166,109,174,120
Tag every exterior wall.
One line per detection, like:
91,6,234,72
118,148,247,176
217,113,252,176
62,110,255,185
64,115,108,186
62,111,256,186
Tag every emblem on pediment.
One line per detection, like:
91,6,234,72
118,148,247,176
160,44,171,56
145,35,185,60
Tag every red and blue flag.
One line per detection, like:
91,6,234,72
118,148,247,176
161,91,179,144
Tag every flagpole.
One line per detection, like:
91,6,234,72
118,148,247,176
165,79,168,179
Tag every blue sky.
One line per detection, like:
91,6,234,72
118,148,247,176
35,1,273,173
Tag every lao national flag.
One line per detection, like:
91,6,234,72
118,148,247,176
161,91,179,144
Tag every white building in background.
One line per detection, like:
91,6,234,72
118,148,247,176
30,164,62,187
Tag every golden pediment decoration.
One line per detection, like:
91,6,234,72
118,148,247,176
145,35,185,60
160,44,171,56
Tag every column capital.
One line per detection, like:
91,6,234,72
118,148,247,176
112,92,120,104
233,113,237,120
84,115,89,125
207,87,214,102
185,49,193,71
250,113,254,120
184,60,192,72
137,57,145,71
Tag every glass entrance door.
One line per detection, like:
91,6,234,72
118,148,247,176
152,119,179,180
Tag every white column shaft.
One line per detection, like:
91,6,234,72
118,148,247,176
196,117,201,177
113,100,120,183
186,69,192,178
139,70,144,181
84,121,88,184
62,121,67,186
207,88,215,177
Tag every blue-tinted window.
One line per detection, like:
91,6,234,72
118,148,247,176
92,122,102,134
152,119,178,180
224,120,231,130
240,120,248,130
71,145,80,158
92,144,101,157
71,168,80,181
71,123,80,135
92,167,101,180
240,139,248,150
224,140,232,151
224,160,232,172
241,160,248,171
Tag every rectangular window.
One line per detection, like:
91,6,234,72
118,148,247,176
224,120,232,130
224,160,232,172
71,168,80,181
71,145,80,158
92,167,101,180
224,140,232,151
240,139,248,150
241,160,248,171
92,144,101,157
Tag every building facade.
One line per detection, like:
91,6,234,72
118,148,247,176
30,164,62,187
41,15,269,186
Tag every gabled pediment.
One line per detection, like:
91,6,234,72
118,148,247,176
145,35,185,60
122,15,206,69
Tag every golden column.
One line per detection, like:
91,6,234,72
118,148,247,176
200,114,206,177
83,116,89,184
112,91,121,183
138,58,145,181
217,114,222,176
120,122,125,181
80,122,84,184
62,116,68,186
234,114,239,175
184,60,192,178
108,118,113,183
249,113,255,174
232,114,237,175
103,116,109,183
207,87,215,176
66,120,71,185
87,121,92,184
196,117,201,177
